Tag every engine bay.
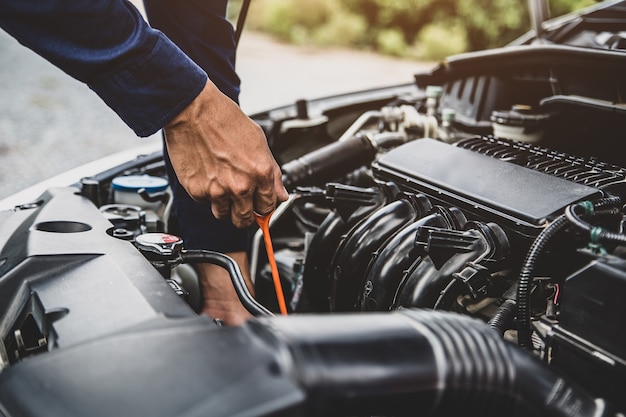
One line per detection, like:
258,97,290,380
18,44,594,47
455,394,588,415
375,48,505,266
252,33,626,413
1,3,626,415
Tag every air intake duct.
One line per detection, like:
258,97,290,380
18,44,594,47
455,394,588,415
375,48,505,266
253,309,617,416
281,134,378,190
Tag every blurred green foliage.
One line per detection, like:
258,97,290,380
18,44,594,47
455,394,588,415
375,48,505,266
228,0,600,60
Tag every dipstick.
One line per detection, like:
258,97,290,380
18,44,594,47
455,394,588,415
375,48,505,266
255,211,288,315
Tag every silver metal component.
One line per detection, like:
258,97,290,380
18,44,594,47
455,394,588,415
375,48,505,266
135,233,184,259
337,110,382,142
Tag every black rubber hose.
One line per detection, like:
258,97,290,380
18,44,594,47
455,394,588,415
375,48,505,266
488,298,517,335
517,196,622,350
565,197,626,244
489,282,519,334
281,134,377,191
180,249,274,318
252,309,614,416
516,214,569,350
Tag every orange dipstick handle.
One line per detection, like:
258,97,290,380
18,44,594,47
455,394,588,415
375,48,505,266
255,211,288,315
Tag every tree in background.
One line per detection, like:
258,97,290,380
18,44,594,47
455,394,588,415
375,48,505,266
229,0,600,60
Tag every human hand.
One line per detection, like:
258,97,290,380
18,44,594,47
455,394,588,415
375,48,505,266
163,81,288,228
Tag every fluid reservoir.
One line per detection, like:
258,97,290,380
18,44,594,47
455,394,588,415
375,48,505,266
490,104,553,143
111,175,170,232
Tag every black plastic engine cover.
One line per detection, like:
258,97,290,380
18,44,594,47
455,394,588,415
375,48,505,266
0,316,304,417
0,187,195,365
372,138,602,237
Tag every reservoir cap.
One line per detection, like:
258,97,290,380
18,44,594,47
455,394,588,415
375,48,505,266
112,175,168,193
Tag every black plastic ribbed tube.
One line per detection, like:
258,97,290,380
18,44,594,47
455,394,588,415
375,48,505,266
516,214,569,350
250,309,616,416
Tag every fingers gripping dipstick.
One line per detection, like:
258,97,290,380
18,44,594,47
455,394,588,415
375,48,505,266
255,211,288,315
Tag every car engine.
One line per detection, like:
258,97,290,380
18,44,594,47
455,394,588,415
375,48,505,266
1,2,626,416
247,20,626,413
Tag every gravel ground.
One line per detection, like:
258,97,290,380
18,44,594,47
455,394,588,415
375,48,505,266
0,7,433,201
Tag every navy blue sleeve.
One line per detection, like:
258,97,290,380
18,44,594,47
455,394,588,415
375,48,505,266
143,0,240,103
0,0,208,137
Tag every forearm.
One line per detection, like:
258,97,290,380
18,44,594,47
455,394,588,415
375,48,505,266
0,0,207,137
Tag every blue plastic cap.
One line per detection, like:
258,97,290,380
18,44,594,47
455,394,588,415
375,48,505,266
112,175,169,193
